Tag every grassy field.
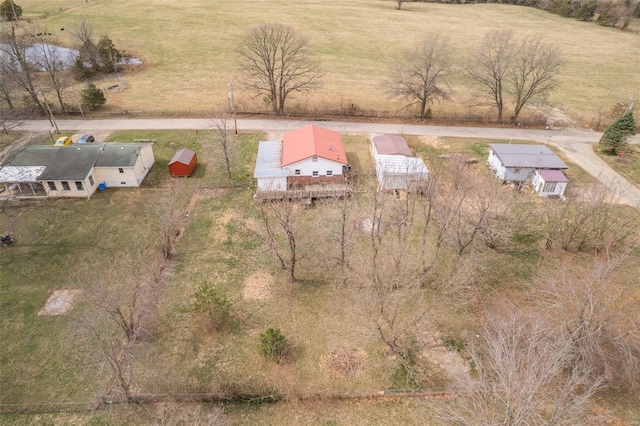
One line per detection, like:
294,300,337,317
16,0,640,124
2,131,639,423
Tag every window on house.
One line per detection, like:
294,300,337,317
61,181,70,191
312,171,319,177
542,181,557,193
88,175,94,186
121,182,126,185
326,170,333,176
312,156,318,162
294,169,301,175
118,168,124,173
75,181,84,191
47,182,56,191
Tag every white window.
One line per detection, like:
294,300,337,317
326,170,333,176
312,156,318,162
294,169,301,175
312,171,319,177
89,175,94,186
542,181,557,193
47,182,56,191
61,181,70,191
75,181,84,191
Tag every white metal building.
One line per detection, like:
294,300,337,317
253,140,289,192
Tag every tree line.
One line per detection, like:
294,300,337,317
396,0,640,30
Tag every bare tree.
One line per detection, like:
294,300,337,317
441,312,602,425
348,189,433,376
238,22,322,114
31,29,71,111
537,254,640,390
208,114,236,181
434,157,504,257
77,245,166,402
465,30,516,123
0,21,45,114
386,34,451,119
258,196,304,282
395,0,406,10
509,37,561,122
70,17,99,70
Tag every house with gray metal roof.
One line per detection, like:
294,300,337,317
487,143,567,183
0,143,154,198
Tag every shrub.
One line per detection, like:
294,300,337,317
258,328,288,362
80,83,106,110
192,282,231,328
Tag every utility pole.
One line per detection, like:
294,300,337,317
228,80,238,135
39,90,58,133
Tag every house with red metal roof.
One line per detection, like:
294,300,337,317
254,124,350,199
281,124,348,184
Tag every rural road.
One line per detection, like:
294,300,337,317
12,118,640,207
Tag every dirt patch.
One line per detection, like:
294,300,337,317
324,347,367,378
419,135,448,149
243,271,273,301
421,332,470,377
38,289,82,316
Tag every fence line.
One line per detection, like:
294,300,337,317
0,387,451,414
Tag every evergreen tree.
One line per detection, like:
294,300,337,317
0,0,22,21
81,83,106,110
97,35,121,73
599,111,636,154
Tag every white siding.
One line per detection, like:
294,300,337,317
95,167,139,187
532,173,567,198
44,175,97,198
284,157,344,177
487,150,507,180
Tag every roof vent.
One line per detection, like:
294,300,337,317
121,147,125,150
77,147,81,150
329,143,333,151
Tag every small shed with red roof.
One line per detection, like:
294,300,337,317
168,148,197,177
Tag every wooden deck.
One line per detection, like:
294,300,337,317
255,187,352,202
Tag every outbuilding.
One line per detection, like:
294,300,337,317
532,169,568,199
168,148,197,177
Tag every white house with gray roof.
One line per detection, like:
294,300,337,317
487,144,568,183
0,143,154,198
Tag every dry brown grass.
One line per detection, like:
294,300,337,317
20,0,639,123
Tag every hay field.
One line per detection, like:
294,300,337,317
19,0,640,122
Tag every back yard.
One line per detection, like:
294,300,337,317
1,130,639,424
